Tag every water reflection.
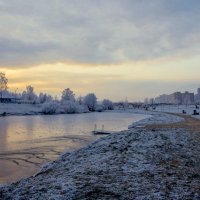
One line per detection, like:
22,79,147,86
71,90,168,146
0,112,148,184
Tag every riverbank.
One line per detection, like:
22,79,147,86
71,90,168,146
1,111,199,199
0,103,42,116
1,126,200,198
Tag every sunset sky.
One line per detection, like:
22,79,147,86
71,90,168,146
0,0,200,101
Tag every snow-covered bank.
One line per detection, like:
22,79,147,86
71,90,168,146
0,103,42,116
0,103,187,124
107,108,185,126
153,104,199,116
149,104,200,121
0,103,89,116
1,127,199,199
114,109,184,128
129,112,184,128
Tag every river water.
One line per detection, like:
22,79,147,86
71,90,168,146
0,111,148,184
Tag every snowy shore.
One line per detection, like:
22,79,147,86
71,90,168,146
126,110,184,128
1,125,200,199
0,103,42,116
0,102,198,121
1,111,200,199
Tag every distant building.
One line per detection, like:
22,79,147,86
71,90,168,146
155,94,173,104
173,92,182,104
154,91,195,105
182,91,194,105
195,88,200,103
198,88,200,95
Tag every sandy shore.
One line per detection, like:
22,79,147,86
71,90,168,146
0,112,200,199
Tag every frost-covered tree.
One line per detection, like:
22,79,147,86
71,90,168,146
62,101,77,114
0,72,8,101
60,88,81,113
61,88,75,102
77,95,83,105
22,85,37,103
84,93,97,111
102,99,114,110
38,92,52,104
42,101,58,114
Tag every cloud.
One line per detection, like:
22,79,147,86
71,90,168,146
0,0,200,68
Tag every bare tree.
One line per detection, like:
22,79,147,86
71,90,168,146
0,72,8,102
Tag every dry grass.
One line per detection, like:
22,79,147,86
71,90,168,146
146,113,200,133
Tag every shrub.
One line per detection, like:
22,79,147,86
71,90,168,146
61,101,86,114
42,101,58,114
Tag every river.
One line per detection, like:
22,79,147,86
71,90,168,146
0,111,149,184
